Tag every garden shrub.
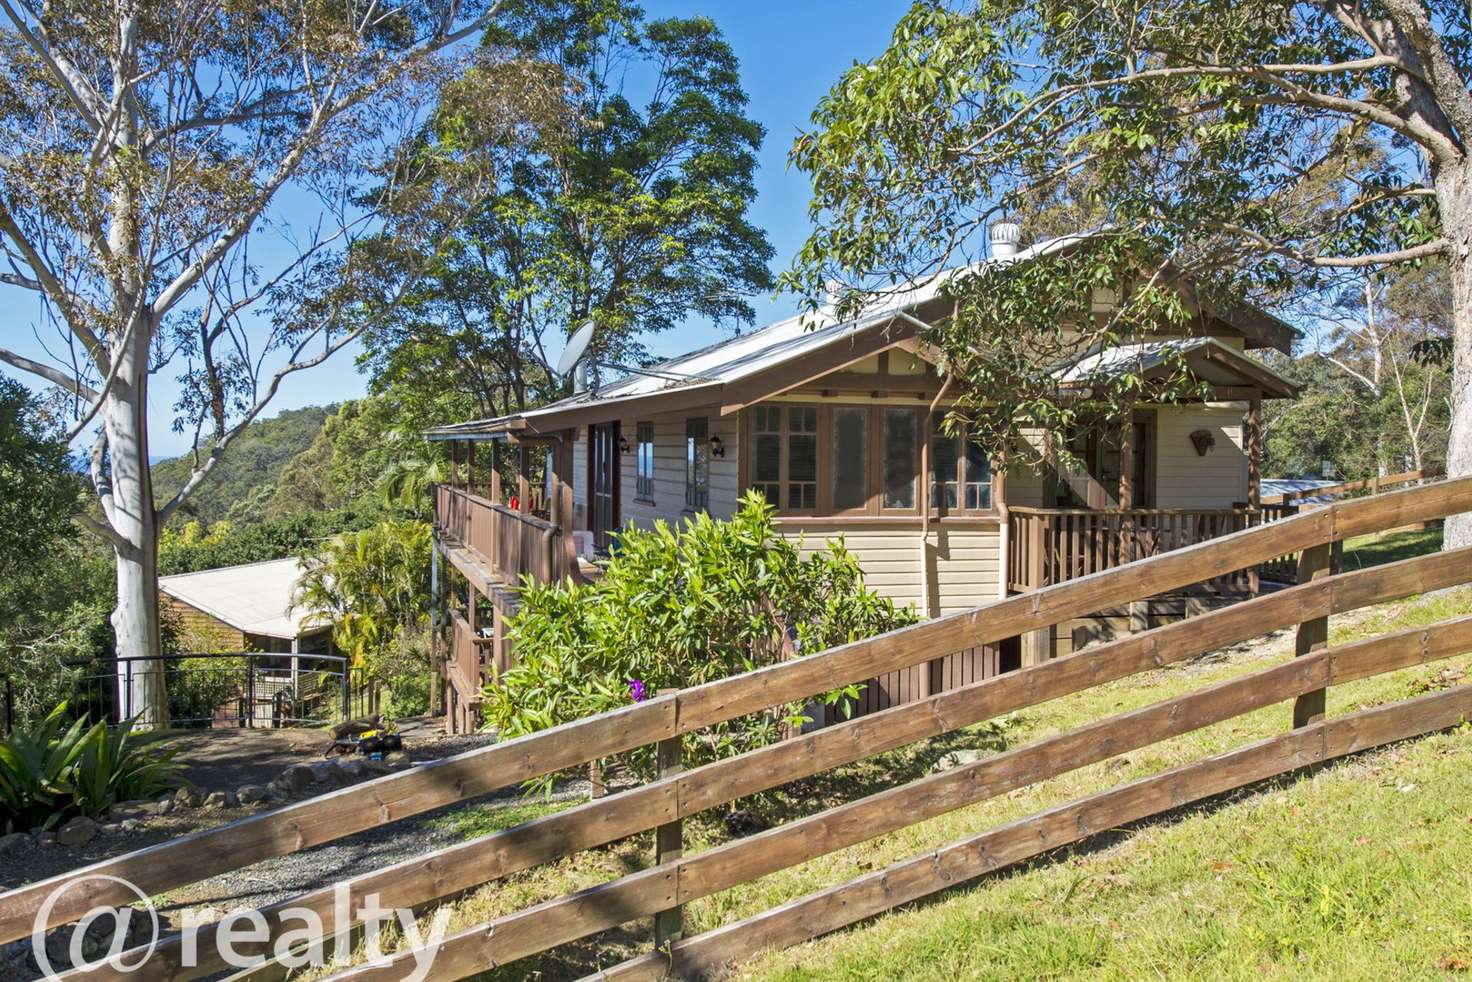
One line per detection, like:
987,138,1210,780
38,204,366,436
0,703,180,831
483,491,917,783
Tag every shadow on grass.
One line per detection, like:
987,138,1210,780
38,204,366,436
459,728,1451,981
1341,527,1442,570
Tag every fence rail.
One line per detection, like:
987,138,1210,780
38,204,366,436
1261,465,1443,506
12,475,1472,982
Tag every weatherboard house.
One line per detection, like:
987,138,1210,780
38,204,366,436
427,229,1300,732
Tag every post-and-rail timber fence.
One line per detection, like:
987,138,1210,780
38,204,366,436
8,476,1472,981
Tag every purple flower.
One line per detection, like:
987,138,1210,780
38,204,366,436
628,679,646,703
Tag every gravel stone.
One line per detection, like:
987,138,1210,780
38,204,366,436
281,764,316,791
203,790,237,809
307,760,340,785
56,817,97,848
237,784,268,805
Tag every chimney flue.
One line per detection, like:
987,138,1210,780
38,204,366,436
989,221,1022,260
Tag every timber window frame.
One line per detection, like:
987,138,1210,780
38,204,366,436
748,404,818,513
929,418,998,517
742,402,998,519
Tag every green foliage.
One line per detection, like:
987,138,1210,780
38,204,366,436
151,406,333,527
157,503,390,575
0,704,179,832
70,715,182,819
783,0,1465,467
295,519,432,666
926,235,1209,466
361,0,775,420
1264,353,1449,480
0,377,81,579
484,492,918,784
295,519,433,719
0,384,104,726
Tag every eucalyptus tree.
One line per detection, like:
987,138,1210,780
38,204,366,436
0,0,560,723
786,0,1472,539
360,0,775,417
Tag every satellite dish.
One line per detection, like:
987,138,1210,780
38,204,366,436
556,321,596,377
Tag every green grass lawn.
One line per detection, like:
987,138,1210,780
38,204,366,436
1341,525,1444,570
309,529,1472,981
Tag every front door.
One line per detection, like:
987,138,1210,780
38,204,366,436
589,422,620,552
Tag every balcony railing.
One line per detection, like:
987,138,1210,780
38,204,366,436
1008,505,1262,594
435,484,573,587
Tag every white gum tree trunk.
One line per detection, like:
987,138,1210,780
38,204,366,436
1442,162,1472,549
102,320,168,727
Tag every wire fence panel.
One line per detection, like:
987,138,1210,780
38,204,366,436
56,652,379,729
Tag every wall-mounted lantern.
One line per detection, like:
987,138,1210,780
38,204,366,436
618,435,630,455
1189,429,1216,457
709,434,725,459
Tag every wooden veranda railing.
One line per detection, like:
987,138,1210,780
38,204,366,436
14,476,1472,982
435,483,570,587
1008,505,1260,593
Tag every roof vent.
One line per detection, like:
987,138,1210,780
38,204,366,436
989,221,1022,260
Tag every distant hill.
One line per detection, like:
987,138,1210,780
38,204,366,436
151,406,334,527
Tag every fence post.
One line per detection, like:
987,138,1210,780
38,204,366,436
654,688,683,951
124,659,132,723
341,664,351,723
1292,539,1342,727
246,654,256,728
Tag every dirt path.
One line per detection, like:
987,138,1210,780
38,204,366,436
168,727,331,789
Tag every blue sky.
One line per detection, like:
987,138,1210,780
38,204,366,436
0,1,908,457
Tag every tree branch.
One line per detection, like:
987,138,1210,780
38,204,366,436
74,510,129,553
0,0,102,128
0,346,99,401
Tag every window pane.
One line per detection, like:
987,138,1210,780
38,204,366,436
751,431,781,504
791,405,817,433
882,408,915,509
789,430,817,510
752,433,781,482
964,439,991,510
931,422,960,510
686,417,709,510
832,407,869,511
637,422,654,498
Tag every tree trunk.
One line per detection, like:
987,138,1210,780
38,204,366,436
1441,162,1472,548
103,329,169,727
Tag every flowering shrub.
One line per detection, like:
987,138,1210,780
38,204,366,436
481,492,917,782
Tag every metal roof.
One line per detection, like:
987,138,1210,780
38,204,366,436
159,558,330,641
1055,337,1300,398
426,231,1296,438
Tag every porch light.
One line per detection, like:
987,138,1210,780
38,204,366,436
709,434,725,458
618,435,630,454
